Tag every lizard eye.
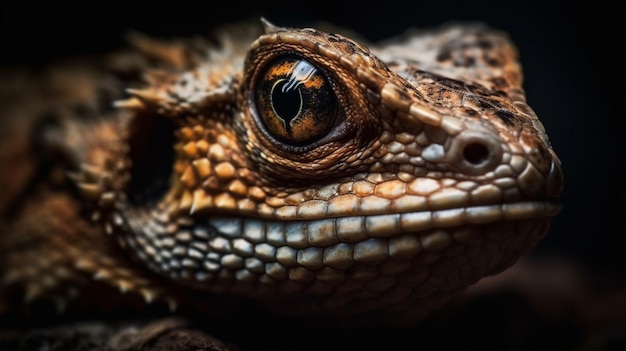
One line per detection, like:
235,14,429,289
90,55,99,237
254,56,339,146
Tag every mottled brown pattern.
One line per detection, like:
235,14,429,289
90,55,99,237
0,19,562,325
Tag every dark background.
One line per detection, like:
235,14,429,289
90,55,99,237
1,0,624,349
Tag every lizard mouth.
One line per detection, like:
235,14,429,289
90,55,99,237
203,199,562,250
335,200,561,240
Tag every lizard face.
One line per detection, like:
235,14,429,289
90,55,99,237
76,21,563,320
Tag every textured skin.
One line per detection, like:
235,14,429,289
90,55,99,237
0,19,562,324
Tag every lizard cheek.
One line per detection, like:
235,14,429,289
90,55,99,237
254,56,339,146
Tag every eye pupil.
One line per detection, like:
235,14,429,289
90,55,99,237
254,56,338,146
271,79,302,133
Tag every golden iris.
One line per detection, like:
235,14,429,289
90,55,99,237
254,56,338,145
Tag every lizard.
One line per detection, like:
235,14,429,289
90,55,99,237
0,18,563,330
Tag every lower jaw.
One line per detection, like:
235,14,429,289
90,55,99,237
123,200,558,320
183,216,554,320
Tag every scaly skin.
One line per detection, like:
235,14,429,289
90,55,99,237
0,19,562,324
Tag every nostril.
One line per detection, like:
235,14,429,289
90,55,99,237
463,142,490,166
448,129,503,175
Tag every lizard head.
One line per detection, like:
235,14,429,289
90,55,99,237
75,20,563,322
